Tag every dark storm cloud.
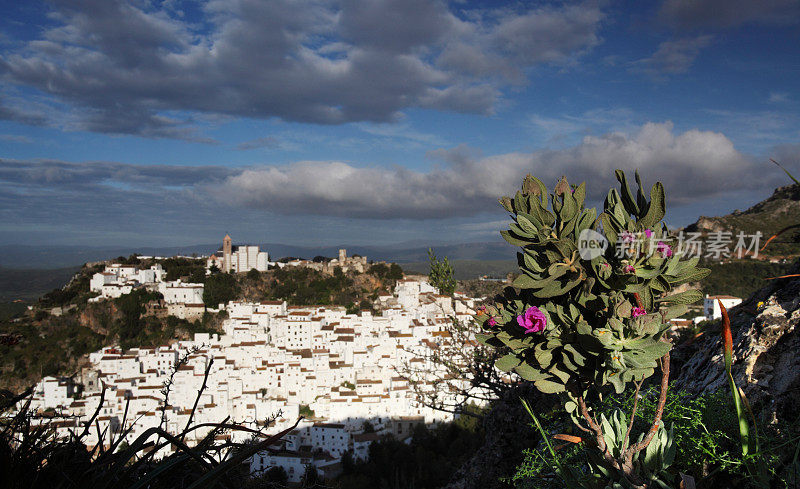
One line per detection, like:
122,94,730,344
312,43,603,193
0,158,236,189
0,0,604,138
0,97,47,126
659,0,800,30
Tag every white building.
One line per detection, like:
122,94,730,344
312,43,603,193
158,280,204,305
704,295,742,320
89,264,165,301
207,234,269,273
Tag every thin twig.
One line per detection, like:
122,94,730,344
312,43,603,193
622,379,643,453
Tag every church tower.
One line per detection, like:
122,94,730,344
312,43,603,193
223,234,232,273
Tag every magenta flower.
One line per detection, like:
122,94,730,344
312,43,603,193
487,317,497,327
632,307,647,317
644,229,653,238
657,241,673,257
517,306,547,334
620,231,635,243
623,264,635,273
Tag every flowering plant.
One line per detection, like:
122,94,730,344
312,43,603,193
476,171,710,488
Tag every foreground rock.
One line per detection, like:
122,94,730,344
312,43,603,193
673,261,800,423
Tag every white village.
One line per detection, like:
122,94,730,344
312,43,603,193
24,237,487,483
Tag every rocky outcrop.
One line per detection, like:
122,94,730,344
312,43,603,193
672,261,800,423
444,384,546,489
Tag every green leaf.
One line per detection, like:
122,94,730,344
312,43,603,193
534,343,554,368
638,182,666,228
615,170,640,216
513,273,538,288
533,379,565,394
500,229,530,247
495,353,522,372
514,362,550,382
657,289,703,305
668,267,711,285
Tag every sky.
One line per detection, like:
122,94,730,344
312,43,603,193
0,0,798,248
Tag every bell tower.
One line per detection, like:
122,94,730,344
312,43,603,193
223,234,232,273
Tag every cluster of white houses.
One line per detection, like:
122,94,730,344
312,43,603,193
26,277,482,483
88,263,206,320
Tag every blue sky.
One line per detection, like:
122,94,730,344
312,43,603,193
0,0,798,248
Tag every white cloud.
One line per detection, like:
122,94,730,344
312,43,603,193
630,36,713,78
219,122,774,216
768,92,791,104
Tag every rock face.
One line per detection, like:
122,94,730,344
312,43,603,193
443,384,545,489
673,261,800,422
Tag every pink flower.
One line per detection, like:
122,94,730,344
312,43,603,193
620,231,635,243
657,241,673,257
487,317,497,327
644,229,653,238
623,264,635,273
517,306,547,334
632,307,647,317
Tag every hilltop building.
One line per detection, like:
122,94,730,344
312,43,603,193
89,263,165,300
207,234,269,273
278,249,370,274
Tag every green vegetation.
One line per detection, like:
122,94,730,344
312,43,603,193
428,248,456,296
513,387,795,488
162,256,206,282
367,263,403,282
698,259,792,299
480,172,709,487
37,263,104,308
0,301,28,321
299,404,315,418
268,266,354,305
203,272,240,308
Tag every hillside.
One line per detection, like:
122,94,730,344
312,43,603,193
685,183,800,257
0,260,406,391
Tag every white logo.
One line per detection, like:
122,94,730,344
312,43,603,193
578,229,608,260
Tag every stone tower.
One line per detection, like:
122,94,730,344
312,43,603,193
338,249,347,263
223,234,233,273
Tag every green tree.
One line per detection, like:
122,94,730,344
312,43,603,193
427,248,456,296
388,263,404,281
203,273,239,308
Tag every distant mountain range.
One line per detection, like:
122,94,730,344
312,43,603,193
4,182,796,273
0,241,516,269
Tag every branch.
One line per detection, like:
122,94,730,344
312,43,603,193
622,379,643,453
577,395,620,470
624,353,670,461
